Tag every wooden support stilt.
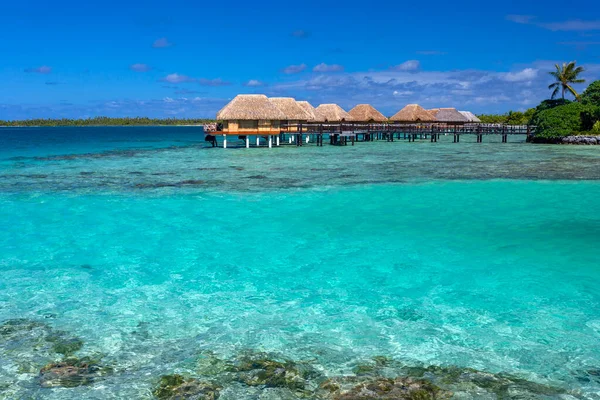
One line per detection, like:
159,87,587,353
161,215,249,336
246,136,250,148
223,134,227,149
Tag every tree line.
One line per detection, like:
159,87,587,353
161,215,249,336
0,116,216,127
477,110,535,125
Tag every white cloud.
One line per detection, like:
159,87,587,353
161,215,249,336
391,60,421,72
540,19,600,31
130,63,151,72
502,68,538,82
282,64,307,74
313,63,344,72
268,61,599,114
506,15,600,32
152,37,173,48
244,79,266,87
161,73,195,84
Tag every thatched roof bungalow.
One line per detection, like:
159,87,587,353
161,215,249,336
431,108,469,124
315,104,353,122
348,104,387,123
390,104,436,123
459,111,482,123
269,97,311,132
216,94,285,134
297,101,325,123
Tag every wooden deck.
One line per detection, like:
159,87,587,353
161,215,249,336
206,123,535,148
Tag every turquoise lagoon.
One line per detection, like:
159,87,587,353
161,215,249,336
0,127,600,398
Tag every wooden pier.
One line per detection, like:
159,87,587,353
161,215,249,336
205,123,534,148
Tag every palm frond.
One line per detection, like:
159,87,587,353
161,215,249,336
548,61,585,99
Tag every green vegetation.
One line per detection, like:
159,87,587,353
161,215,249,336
581,80,600,106
478,77,600,140
0,116,215,127
530,77,600,139
548,61,585,100
530,102,597,138
478,109,535,125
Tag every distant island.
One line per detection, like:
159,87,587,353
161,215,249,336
0,117,215,127
0,113,549,127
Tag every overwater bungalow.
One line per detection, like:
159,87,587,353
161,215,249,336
216,94,286,135
390,104,436,123
430,108,469,125
347,104,387,123
297,101,325,123
459,111,482,123
314,104,353,122
268,97,311,132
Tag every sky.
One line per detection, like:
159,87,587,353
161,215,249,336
1,0,600,119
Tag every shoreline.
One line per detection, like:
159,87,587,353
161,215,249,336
0,124,207,128
532,135,600,144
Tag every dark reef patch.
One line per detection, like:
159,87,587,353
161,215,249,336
38,357,112,388
153,374,221,400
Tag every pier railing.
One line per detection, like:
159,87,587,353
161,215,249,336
205,123,535,147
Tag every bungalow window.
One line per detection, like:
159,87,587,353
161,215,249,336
239,120,258,130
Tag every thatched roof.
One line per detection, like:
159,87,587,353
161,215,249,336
459,111,481,123
297,101,325,122
347,104,387,122
432,108,469,123
390,104,436,122
314,104,353,122
269,97,311,120
216,94,286,120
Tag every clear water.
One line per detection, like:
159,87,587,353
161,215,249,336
1,127,600,399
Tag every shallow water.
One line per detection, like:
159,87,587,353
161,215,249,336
1,127,599,399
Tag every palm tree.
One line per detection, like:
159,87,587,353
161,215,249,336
548,61,585,100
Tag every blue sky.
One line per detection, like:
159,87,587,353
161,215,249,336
1,0,600,119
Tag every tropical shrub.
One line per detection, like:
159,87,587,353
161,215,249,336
531,102,595,138
581,80,600,106
593,121,600,133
